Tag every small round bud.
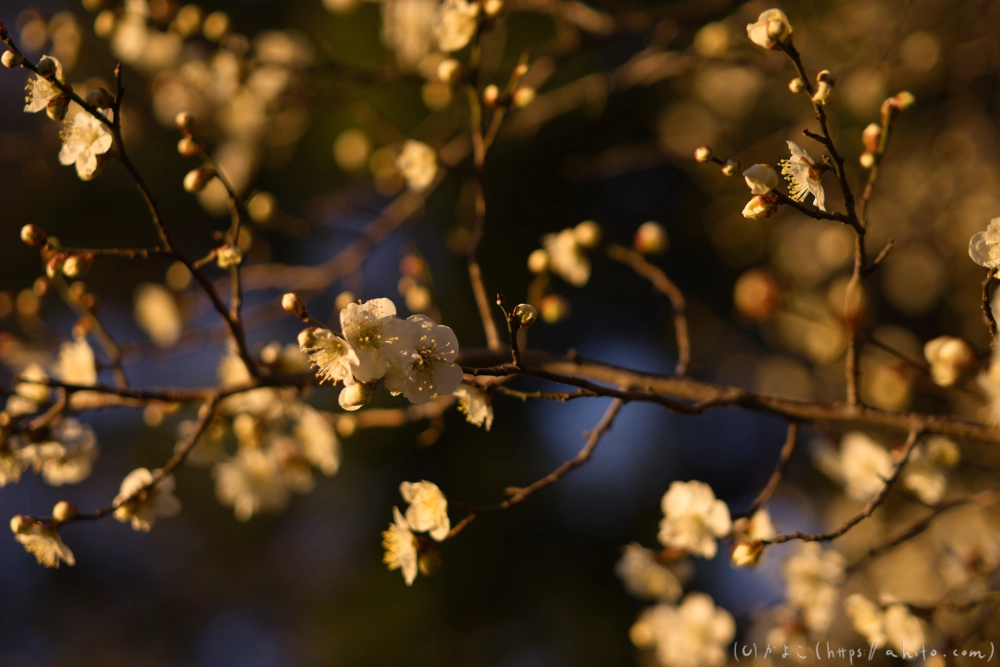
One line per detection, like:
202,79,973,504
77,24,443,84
437,58,462,84
338,382,374,411
177,136,199,157
46,94,71,122
1,50,23,69
513,62,529,78
175,111,194,133
281,292,307,318
297,327,319,351
483,84,500,108
573,220,602,249
634,221,669,255
788,77,804,93
512,87,535,109
85,87,114,109
35,56,58,80
538,294,571,323
215,244,242,268
721,157,740,176
862,122,882,154
183,167,216,193
731,541,764,567
859,151,875,168
527,249,549,273
512,303,538,327
52,501,78,523
483,0,503,17
62,254,93,279
20,224,46,247
9,515,28,534
693,145,713,163
816,69,836,85
46,254,67,279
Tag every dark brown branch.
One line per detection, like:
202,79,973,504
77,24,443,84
733,422,799,519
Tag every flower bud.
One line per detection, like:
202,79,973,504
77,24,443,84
62,254,93,279
20,224,46,247
52,501,78,523
177,136,199,157
512,87,535,109
1,50,23,69
512,303,537,327
183,167,215,193
46,254,67,279
437,58,462,84
281,292,307,318
634,221,669,255
741,193,779,220
175,111,194,133
338,382,374,411
812,81,833,105
297,327,319,350
924,336,977,387
483,84,500,108
35,56,59,80
693,145,713,163
721,157,740,176
46,94,71,121
513,62,529,78
9,515,28,534
862,122,882,154
483,0,503,17
215,244,242,268
527,249,548,273
731,541,764,567
538,294,570,323
418,546,443,576
85,87,114,109
788,77,804,93
859,151,875,168
880,91,915,127
573,220,602,248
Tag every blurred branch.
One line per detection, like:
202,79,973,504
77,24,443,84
733,422,798,520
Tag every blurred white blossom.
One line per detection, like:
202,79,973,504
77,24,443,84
113,467,182,532
454,385,493,430
783,542,845,635
657,480,731,558
615,543,683,601
543,228,591,287
11,518,75,568
382,506,418,585
433,0,479,52
630,593,735,667
814,432,893,502
397,140,438,192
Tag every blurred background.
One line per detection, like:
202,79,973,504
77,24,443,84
1,0,999,664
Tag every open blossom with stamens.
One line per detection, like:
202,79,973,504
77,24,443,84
11,516,75,568
300,327,360,386
113,467,182,532
59,111,114,180
743,164,778,194
24,55,65,114
969,217,1000,269
630,593,735,667
454,385,493,430
397,140,438,192
382,506,418,585
433,0,479,53
657,480,732,558
615,543,683,601
340,298,408,382
784,542,845,634
384,315,463,404
779,141,826,210
543,228,591,286
746,9,792,50
400,480,450,541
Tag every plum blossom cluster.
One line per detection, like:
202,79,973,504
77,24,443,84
382,480,450,585
295,297,463,412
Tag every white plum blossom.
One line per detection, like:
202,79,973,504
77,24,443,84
630,593,735,667
923,336,976,387
814,431,893,502
300,328,360,386
56,336,97,387
783,542,845,635
743,164,778,194
615,543,683,601
400,480,450,541
59,111,114,180
213,448,291,522
384,315,463,404
20,418,99,486
11,518,75,569
134,283,183,349
433,0,479,53
969,218,1000,268
901,436,958,505
844,593,887,645
657,480,732,559
382,506,419,585
746,9,792,50
779,141,827,211
454,385,493,430
397,140,438,192
24,55,65,113
543,228,591,287
884,603,927,655
340,298,406,382
293,405,341,477
113,467,182,532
